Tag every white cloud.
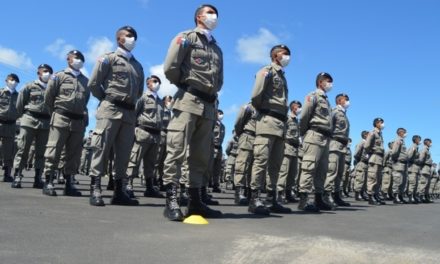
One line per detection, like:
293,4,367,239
0,46,34,70
85,37,114,64
149,64,177,98
45,38,75,60
223,104,240,116
236,28,280,64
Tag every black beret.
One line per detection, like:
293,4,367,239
194,4,219,24
217,109,223,114
118,26,137,40
289,100,302,108
38,64,53,74
336,93,349,101
373,118,384,126
68,50,85,62
270,44,291,56
7,73,19,83
147,75,162,84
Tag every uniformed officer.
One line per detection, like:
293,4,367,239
211,109,225,193
381,142,394,200
324,93,351,207
80,130,93,175
249,44,292,215
277,100,301,204
88,26,144,206
233,103,256,205
342,138,352,197
429,163,438,200
26,140,35,171
364,118,386,205
11,64,52,189
162,4,223,221
353,131,369,201
41,50,90,197
126,75,164,199
390,128,409,204
418,138,433,203
224,133,238,184
298,72,335,212
155,95,173,190
0,73,20,182
406,135,421,203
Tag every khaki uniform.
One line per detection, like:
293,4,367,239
430,168,438,194
250,63,288,191
80,135,93,175
88,48,144,180
43,68,90,177
14,80,51,171
233,104,256,187
0,88,19,168
277,114,300,192
211,119,225,187
417,146,432,195
155,107,172,180
162,27,223,188
224,137,238,182
353,139,368,192
127,90,163,179
364,128,384,195
406,143,421,195
390,136,408,194
324,105,350,193
298,89,332,194
342,146,352,192
381,150,393,194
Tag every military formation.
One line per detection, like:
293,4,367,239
1,4,439,223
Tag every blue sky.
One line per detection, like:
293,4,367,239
0,0,439,162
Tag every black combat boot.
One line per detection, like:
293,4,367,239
398,194,408,204
315,193,336,211
63,174,81,196
110,179,139,206
355,191,362,201
297,193,320,212
33,169,44,189
201,186,219,205
265,191,291,213
276,190,286,204
393,193,402,204
43,173,57,196
343,189,350,198
56,170,65,184
374,194,386,205
234,186,249,206
332,192,351,206
285,189,298,203
248,189,270,215
106,174,114,190
125,176,135,199
89,176,105,206
360,191,369,201
11,169,22,188
179,184,189,204
368,194,378,205
425,194,434,203
408,193,416,204
212,185,222,193
413,193,421,203
186,188,223,218
163,183,184,221
143,177,164,198
2,166,13,182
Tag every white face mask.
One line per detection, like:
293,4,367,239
123,37,136,51
343,100,350,109
380,123,385,130
348,143,352,148
403,133,407,138
165,102,172,109
6,80,18,91
71,58,84,70
40,72,51,83
151,82,160,92
203,13,218,30
324,82,333,92
279,55,291,67
295,108,302,116
218,114,224,121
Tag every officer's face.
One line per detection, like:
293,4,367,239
290,103,299,113
338,96,347,106
318,78,332,89
147,78,159,89
37,68,50,77
197,7,217,26
117,30,135,47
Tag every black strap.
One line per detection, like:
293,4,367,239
25,110,51,120
139,125,161,135
180,85,217,104
259,109,287,122
54,109,84,120
0,119,16,124
243,130,256,137
105,96,135,111
332,137,349,146
214,145,222,150
310,127,332,138
373,152,384,158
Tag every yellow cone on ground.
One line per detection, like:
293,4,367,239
183,215,209,225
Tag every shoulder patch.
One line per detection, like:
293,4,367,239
98,56,109,64
306,94,316,104
176,36,188,47
50,74,58,81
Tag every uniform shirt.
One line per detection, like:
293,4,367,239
16,80,51,129
419,146,433,175
83,135,92,150
383,150,393,169
407,143,421,173
88,48,144,124
299,88,332,137
345,147,352,165
329,105,350,153
251,62,288,138
135,89,163,131
354,139,369,164
364,128,384,165
225,137,239,156
164,27,223,120
284,114,300,157
213,120,225,148
0,88,19,137
390,136,408,171
234,104,256,152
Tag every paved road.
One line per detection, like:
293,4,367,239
1,172,439,264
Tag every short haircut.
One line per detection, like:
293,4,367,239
412,135,421,143
194,4,218,25
316,72,333,87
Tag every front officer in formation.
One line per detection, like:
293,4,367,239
249,44,292,215
41,50,90,197
162,4,223,221
418,138,433,203
381,141,394,200
407,135,422,203
126,75,164,199
11,64,52,189
390,128,408,204
298,72,334,212
324,93,351,207
0,74,20,182
353,131,370,201
88,26,144,206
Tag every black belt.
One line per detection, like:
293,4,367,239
310,128,332,138
162,129,168,133
398,160,407,164
0,119,16,124
287,139,300,148
230,153,238,157
259,109,287,122
332,137,348,146
139,125,161,135
105,96,135,111
54,109,84,120
181,85,217,104
214,145,222,150
373,152,384,158
25,110,51,120
243,130,256,137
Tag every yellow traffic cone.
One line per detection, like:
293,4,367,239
183,215,209,225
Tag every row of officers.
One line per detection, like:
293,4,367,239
0,4,436,222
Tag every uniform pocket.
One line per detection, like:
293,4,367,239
90,127,105,150
129,143,141,164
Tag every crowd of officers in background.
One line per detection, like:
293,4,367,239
0,4,438,222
